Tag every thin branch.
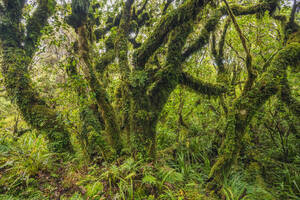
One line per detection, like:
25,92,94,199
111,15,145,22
262,49,280,72
181,0,278,62
211,18,230,73
223,0,255,92
226,41,245,61
218,18,230,59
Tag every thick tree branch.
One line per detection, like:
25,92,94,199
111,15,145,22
211,18,230,73
68,0,123,154
77,26,123,155
218,18,230,61
148,21,193,113
0,0,74,153
24,0,56,57
179,72,227,96
115,0,134,77
133,0,210,71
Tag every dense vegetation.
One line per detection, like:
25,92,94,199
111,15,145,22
0,0,299,199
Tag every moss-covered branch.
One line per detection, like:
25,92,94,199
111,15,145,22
66,56,104,158
94,0,148,41
114,0,134,148
133,0,210,70
1,48,73,153
222,0,279,16
182,0,280,61
182,10,222,61
0,0,73,153
179,72,227,96
24,0,56,57
206,34,300,193
77,26,123,155
115,0,134,77
67,0,123,154
211,18,230,73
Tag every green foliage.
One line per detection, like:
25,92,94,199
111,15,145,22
0,0,299,199
0,131,54,197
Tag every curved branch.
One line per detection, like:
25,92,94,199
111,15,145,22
0,0,73,153
182,0,280,62
77,26,123,154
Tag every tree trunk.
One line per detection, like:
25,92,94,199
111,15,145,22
1,48,73,153
206,35,300,193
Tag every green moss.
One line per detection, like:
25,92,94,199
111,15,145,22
0,43,73,153
133,0,210,70
25,0,56,57
206,37,300,193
